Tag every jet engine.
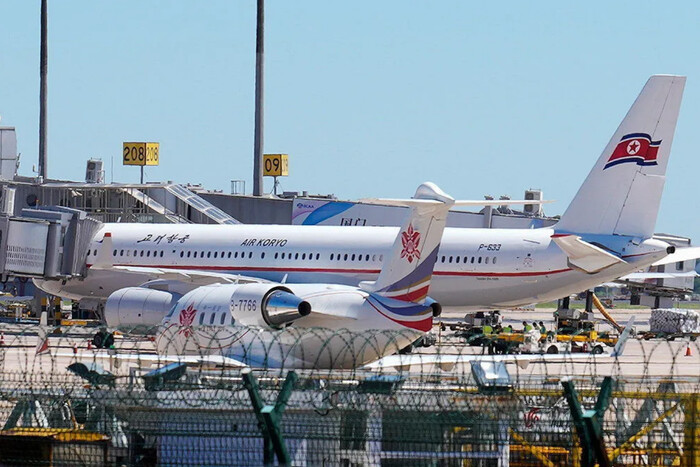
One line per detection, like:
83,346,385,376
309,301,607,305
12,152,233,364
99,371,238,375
168,283,311,329
104,287,180,331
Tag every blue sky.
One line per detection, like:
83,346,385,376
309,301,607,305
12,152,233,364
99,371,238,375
1,1,698,240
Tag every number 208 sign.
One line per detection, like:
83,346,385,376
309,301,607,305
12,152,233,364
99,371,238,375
123,142,160,166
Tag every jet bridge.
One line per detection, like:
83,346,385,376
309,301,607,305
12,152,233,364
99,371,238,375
0,206,101,281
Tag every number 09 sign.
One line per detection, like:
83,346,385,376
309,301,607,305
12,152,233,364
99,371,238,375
263,154,289,177
123,142,160,166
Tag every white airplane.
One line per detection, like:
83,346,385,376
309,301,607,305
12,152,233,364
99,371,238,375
35,75,688,326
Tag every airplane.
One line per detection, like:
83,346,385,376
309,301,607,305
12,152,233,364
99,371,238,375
34,75,689,329
65,182,458,369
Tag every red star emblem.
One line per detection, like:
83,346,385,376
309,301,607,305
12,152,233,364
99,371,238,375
178,303,197,337
626,140,640,155
400,223,421,263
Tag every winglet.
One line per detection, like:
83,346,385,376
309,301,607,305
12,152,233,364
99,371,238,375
610,315,635,358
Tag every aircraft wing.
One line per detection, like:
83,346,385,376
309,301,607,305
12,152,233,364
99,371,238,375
53,351,248,368
552,234,625,273
109,265,268,287
651,246,700,267
364,351,612,372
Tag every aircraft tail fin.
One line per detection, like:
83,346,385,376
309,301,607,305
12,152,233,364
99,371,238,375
556,75,685,238
360,182,454,303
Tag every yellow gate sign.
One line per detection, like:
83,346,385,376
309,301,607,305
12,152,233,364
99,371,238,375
123,142,160,166
263,154,289,177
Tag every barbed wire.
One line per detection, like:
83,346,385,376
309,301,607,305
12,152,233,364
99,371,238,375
0,325,697,465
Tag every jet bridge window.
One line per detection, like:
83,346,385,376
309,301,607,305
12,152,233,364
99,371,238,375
676,261,684,271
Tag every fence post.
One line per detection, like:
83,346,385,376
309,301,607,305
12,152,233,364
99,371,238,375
243,370,298,466
684,394,700,467
562,377,613,467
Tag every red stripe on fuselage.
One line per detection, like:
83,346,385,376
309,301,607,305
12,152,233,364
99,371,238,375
86,263,574,277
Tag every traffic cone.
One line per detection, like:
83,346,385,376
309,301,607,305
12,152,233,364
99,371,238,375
685,344,692,357
72,343,78,355
87,340,92,350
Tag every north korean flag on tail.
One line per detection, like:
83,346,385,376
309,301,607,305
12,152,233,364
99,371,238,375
604,133,661,170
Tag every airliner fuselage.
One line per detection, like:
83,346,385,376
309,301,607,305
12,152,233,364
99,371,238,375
36,223,670,310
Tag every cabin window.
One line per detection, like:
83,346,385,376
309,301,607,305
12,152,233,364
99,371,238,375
112,249,116,256
261,252,265,259
344,254,348,261
198,313,205,325
248,252,253,259
220,313,226,325
316,253,320,260
455,256,460,264
379,255,384,262
234,252,238,258
207,252,211,258
485,257,489,264
478,257,482,264
493,257,497,264
201,251,206,257
274,252,278,259
281,252,285,259
441,256,445,263
209,313,215,325
470,257,475,264
449,256,453,263
160,251,164,257
94,250,98,256
227,252,232,258
180,251,184,258
87,250,91,256
372,254,376,262
330,253,334,260
187,251,191,258
365,254,369,261
139,250,143,257
351,254,356,261
213,252,218,258
302,253,306,260
295,253,299,260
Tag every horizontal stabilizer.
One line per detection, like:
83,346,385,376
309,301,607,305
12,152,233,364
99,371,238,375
552,234,625,274
651,246,700,266
359,198,552,208
620,270,699,281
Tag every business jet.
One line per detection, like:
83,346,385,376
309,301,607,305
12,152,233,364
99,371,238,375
35,75,688,326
